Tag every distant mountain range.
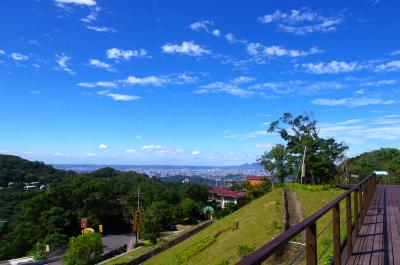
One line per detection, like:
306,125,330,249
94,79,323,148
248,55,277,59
52,162,262,173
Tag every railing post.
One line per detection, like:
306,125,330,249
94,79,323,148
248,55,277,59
346,195,352,257
333,203,341,265
360,184,364,222
306,222,317,265
354,189,359,238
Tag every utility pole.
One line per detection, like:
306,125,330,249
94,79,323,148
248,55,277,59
300,146,307,184
135,188,140,244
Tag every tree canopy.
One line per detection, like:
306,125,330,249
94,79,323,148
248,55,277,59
260,113,348,184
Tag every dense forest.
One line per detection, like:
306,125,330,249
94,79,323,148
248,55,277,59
344,148,400,178
0,155,210,260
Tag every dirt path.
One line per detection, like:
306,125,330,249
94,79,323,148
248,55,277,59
263,189,305,265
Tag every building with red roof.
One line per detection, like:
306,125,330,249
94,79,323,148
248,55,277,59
244,175,270,186
210,187,246,208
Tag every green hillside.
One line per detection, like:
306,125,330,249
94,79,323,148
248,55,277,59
133,186,344,265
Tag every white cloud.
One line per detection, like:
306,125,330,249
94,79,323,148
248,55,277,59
141,145,185,155
88,59,112,70
259,8,344,35
104,93,141,101
196,82,254,98
86,25,116,33
81,11,97,23
231,76,255,84
389,50,400,56
212,29,221,37
247,43,322,58
190,20,213,31
375,60,400,71
55,0,96,6
255,143,273,149
55,54,75,74
162,41,210,56
361,79,397,87
192,150,201,156
300,61,360,74
97,144,108,150
0,49,5,55
122,75,168,86
126,148,137,153
106,48,147,60
10,52,29,61
85,152,99,157
78,81,117,88
319,116,400,145
0,150,8,154
136,135,142,140
390,50,400,56
311,97,396,107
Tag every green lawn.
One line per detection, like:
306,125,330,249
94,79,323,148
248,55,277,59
143,188,284,265
290,185,346,264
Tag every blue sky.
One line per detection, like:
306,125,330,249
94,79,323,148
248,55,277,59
0,0,399,165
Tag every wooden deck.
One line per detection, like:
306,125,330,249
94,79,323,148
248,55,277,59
346,185,400,265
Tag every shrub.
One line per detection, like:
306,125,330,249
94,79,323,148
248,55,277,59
237,244,254,259
62,233,102,265
176,236,216,263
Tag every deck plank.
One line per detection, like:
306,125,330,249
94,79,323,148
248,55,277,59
345,185,400,265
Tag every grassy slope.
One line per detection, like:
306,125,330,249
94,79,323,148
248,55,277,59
291,186,345,264
143,188,284,265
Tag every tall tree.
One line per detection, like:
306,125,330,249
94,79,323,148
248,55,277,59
259,144,289,184
263,113,347,184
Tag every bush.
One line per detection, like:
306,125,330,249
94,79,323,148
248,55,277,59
237,244,254,259
62,233,102,265
176,236,216,263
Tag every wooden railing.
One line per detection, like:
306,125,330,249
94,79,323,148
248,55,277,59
236,174,377,265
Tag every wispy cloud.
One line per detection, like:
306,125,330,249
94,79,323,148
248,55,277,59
122,75,169,86
299,61,360,74
190,20,221,37
259,8,344,35
375,60,400,72
247,43,322,60
10,52,29,61
78,81,117,88
141,145,185,155
312,97,395,107
88,59,112,70
319,115,400,145
98,91,141,101
190,20,213,32
106,48,148,60
97,143,108,149
55,0,96,6
162,41,210,56
55,54,75,74
86,25,116,32
196,81,254,98
231,76,255,84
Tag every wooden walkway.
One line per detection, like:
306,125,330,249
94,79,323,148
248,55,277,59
346,185,400,265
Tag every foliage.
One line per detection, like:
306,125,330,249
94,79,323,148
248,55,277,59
141,201,172,242
62,232,103,265
0,155,210,260
259,144,290,184
344,148,400,179
260,113,348,184
237,244,254,258
176,236,217,263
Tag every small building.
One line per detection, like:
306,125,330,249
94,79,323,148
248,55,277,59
244,176,270,186
210,187,246,208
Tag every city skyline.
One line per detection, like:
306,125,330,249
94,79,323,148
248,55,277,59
1,0,400,165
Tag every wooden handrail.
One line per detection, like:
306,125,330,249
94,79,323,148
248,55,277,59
236,174,377,265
